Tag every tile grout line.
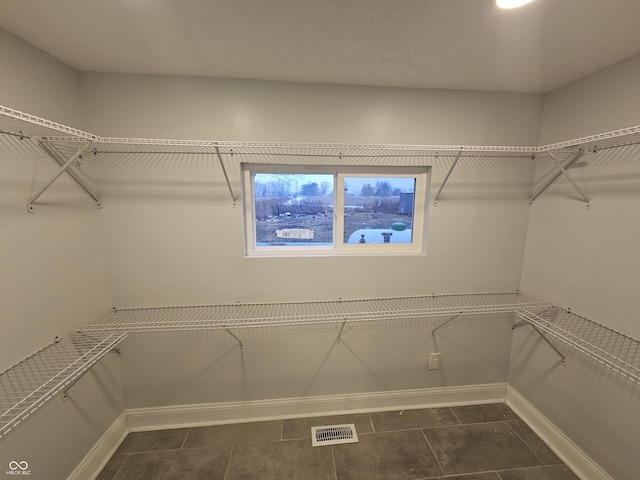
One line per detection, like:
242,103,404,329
422,418,518,430
330,445,338,480
495,464,560,475
109,453,129,480
179,428,191,450
116,447,185,455
222,444,235,480
449,406,463,424
447,407,462,425
362,425,432,436
368,413,376,433
419,427,446,477
505,421,546,467
426,468,504,479
415,471,500,480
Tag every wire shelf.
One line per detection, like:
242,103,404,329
0,105,98,141
538,125,640,153
3,103,638,159
0,332,126,439
80,292,550,333
516,309,640,384
92,139,537,158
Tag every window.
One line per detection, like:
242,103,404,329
242,164,430,256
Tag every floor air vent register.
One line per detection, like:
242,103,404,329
311,424,359,447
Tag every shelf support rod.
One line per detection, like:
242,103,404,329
546,151,591,206
529,149,585,205
215,146,237,207
62,341,122,401
28,140,93,213
513,321,566,365
38,139,102,209
431,313,462,337
433,150,462,206
336,321,347,343
224,327,243,349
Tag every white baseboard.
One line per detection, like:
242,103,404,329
66,411,128,480
126,383,507,431
505,385,612,480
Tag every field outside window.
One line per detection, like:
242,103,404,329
243,165,429,256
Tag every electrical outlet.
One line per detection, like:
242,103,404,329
429,352,441,370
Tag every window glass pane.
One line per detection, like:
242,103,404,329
343,176,415,244
253,173,334,246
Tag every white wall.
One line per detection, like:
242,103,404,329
120,315,515,409
80,72,542,306
0,29,122,480
514,55,640,480
521,51,640,345
89,151,536,307
0,28,86,126
79,72,543,145
0,28,113,373
538,53,640,145
75,73,542,413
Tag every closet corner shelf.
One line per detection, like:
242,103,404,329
0,332,126,440
516,309,640,384
79,292,640,387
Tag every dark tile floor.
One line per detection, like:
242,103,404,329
96,403,580,480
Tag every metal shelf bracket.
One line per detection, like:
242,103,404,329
62,345,122,401
27,140,94,213
215,146,237,207
433,150,462,206
336,321,347,343
513,321,566,366
223,327,243,349
547,151,591,207
431,313,462,336
62,332,123,401
529,149,587,206
38,140,102,209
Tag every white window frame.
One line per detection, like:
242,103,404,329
242,164,430,257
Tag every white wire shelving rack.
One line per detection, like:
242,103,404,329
516,308,640,385
79,292,550,333
3,103,640,209
3,104,639,156
2,104,640,442
0,105,98,141
0,332,126,440
537,125,640,153
78,293,640,388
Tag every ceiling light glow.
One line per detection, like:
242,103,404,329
496,0,536,8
